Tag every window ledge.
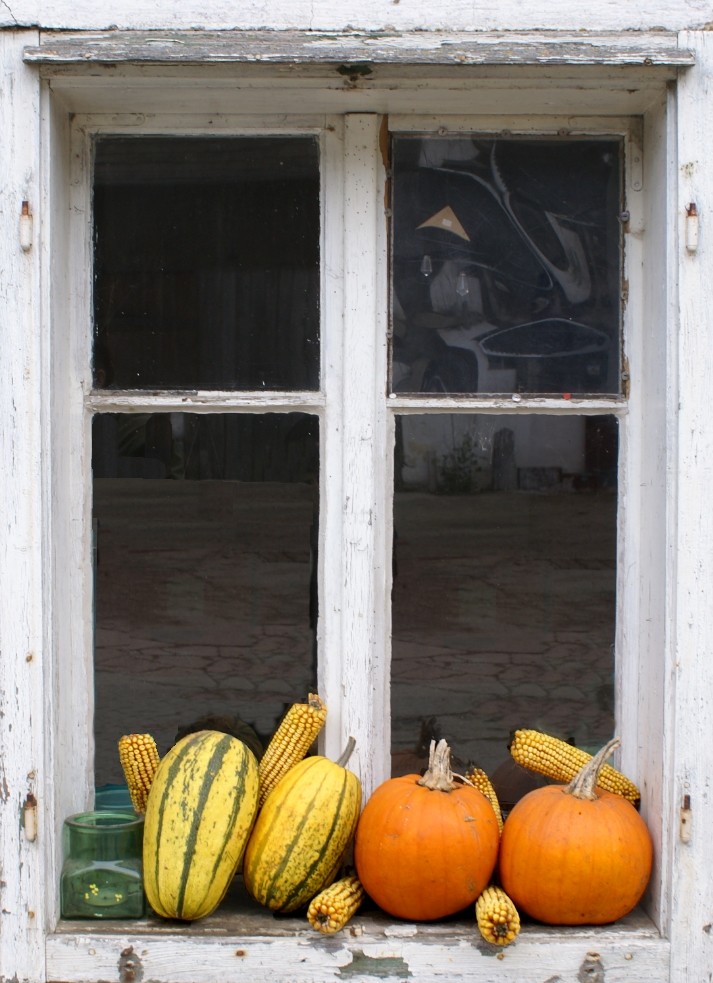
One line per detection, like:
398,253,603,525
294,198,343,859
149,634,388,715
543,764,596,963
49,899,669,983
24,28,694,71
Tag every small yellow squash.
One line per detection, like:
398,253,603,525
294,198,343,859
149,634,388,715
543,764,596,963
243,739,361,913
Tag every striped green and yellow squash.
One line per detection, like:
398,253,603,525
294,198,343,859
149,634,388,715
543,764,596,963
243,741,362,913
143,729,259,921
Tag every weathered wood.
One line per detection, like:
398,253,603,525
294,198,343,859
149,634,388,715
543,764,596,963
3,8,713,981
22,29,695,68
48,89,102,915
0,27,46,983
45,914,670,983
85,390,327,413
667,29,713,983
389,396,626,414
315,118,346,760
618,89,672,932
3,0,713,33
38,78,684,121
336,114,390,795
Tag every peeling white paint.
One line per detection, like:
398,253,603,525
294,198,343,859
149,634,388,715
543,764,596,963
2,0,713,33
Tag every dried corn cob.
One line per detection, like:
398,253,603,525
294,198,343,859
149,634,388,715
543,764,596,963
307,875,365,934
475,885,521,946
464,766,503,833
118,733,161,814
258,693,327,807
509,729,640,804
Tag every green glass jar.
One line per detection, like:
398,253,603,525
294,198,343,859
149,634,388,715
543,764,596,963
60,811,145,918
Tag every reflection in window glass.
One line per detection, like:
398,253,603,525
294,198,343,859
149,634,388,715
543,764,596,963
93,137,320,391
391,414,617,810
92,413,319,786
391,137,622,395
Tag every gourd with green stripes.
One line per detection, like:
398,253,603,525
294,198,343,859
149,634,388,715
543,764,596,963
142,729,259,921
243,739,362,913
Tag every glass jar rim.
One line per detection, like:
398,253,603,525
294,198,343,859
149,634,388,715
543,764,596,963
64,810,143,831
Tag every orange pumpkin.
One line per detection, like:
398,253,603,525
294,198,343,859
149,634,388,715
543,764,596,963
354,739,500,921
498,737,653,926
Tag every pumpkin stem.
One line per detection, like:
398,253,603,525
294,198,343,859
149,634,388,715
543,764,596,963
336,736,357,768
417,739,457,792
566,737,621,800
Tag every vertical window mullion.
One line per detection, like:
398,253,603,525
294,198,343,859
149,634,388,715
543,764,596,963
318,118,347,756
328,114,390,795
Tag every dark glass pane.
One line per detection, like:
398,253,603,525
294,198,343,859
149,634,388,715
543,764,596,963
391,137,622,395
93,137,320,391
391,414,617,811
92,412,319,785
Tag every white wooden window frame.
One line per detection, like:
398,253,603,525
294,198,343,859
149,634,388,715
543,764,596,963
3,34,713,981
48,102,671,983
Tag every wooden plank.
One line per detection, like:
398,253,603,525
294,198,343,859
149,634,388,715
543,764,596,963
667,28,713,983
389,397,626,414
22,29,695,68
0,27,47,983
337,114,390,797
316,119,347,757
47,103,101,902
85,391,327,413
45,918,670,983
3,0,713,34
618,89,674,933
39,78,680,121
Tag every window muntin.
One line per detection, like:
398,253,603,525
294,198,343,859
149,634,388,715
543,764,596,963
390,136,622,396
93,136,320,392
391,413,617,797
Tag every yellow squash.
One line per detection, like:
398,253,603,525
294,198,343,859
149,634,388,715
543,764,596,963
143,729,259,921
243,739,361,913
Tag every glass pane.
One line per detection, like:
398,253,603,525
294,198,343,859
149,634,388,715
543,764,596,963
391,414,617,810
391,137,622,395
92,412,319,786
93,137,320,391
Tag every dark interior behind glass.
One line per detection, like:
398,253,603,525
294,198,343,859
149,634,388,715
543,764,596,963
391,414,617,811
391,136,622,396
93,136,320,391
92,412,319,786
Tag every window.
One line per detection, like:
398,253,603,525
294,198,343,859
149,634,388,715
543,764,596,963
389,134,622,783
42,89,675,982
91,135,322,778
90,128,623,795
